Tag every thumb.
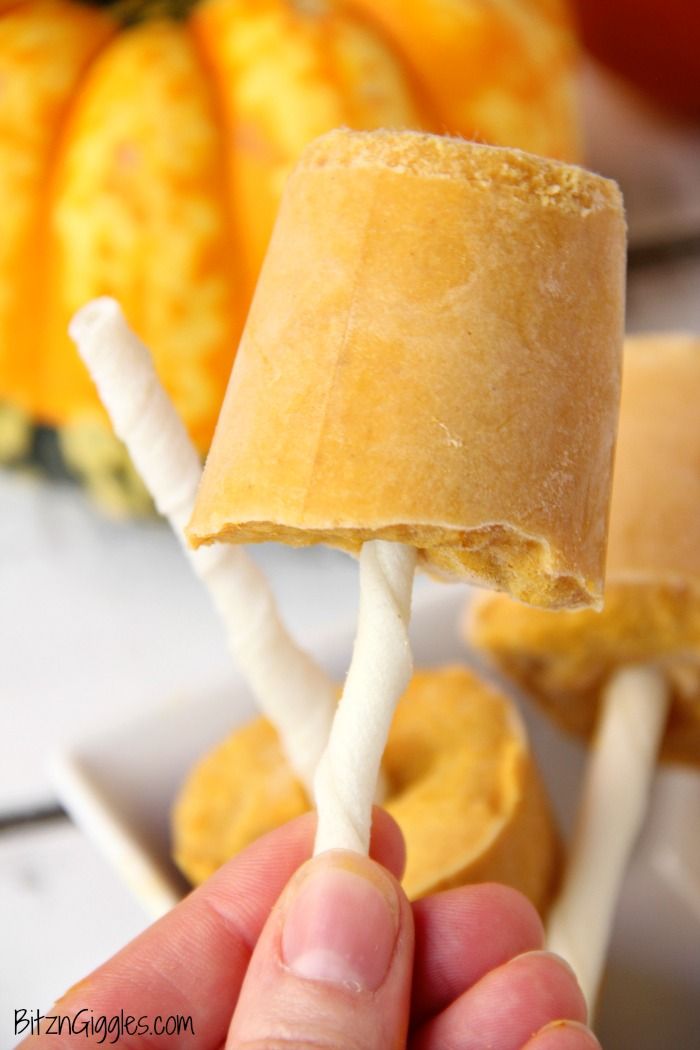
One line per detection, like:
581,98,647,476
226,849,414,1049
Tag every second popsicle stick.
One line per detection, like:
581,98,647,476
546,664,670,1008
69,297,337,796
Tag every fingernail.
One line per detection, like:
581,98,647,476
520,950,581,983
534,1019,602,1048
281,851,400,992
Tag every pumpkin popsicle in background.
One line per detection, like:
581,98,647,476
188,128,626,858
0,0,581,514
469,333,700,1008
173,664,563,915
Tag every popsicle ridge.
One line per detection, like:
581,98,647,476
298,128,623,215
197,519,596,610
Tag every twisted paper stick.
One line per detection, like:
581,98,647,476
314,540,417,855
546,664,669,1008
69,297,337,794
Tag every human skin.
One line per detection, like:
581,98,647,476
18,810,597,1050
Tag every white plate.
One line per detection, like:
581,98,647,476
52,586,700,1049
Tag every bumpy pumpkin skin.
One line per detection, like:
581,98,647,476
348,0,580,161
43,20,243,452
0,0,115,467
0,0,581,513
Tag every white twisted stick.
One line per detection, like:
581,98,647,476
546,664,669,1009
69,297,337,794
314,540,417,855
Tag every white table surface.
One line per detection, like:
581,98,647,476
2,61,700,1050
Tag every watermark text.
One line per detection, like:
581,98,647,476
15,1007,195,1044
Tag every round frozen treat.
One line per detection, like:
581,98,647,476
188,129,625,611
172,665,560,913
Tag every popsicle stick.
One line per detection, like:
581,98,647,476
546,664,670,1008
69,297,337,794
314,540,416,855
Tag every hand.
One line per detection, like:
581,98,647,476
19,810,598,1049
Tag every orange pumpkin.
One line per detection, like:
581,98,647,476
0,0,580,513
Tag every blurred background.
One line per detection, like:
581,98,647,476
1,1,699,1046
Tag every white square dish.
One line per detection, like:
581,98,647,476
52,586,700,1049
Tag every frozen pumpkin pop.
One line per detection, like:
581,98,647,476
188,129,626,858
469,333,700,1005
